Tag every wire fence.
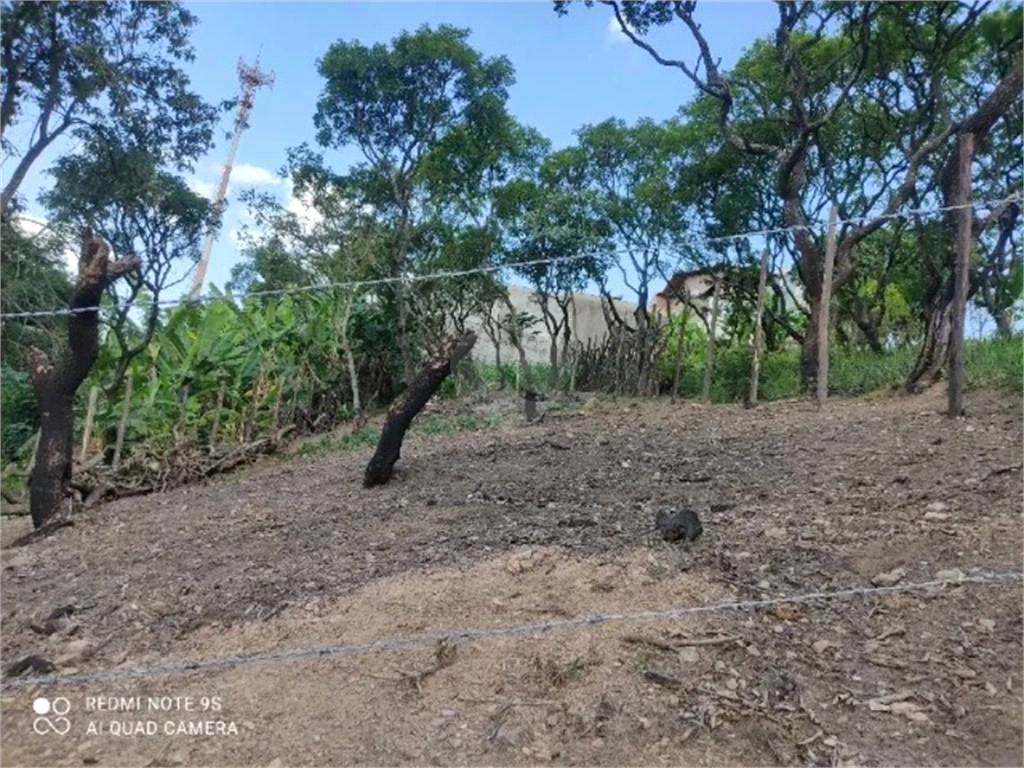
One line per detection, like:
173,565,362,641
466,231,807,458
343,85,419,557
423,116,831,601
2,569,1020,690
2,196,1018,323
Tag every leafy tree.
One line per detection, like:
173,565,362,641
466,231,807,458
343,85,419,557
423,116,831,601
903,5,1022,389
2,1,226,528
40,134,216,396
234,157,391,417
0,0,221,214
310,24,517,387
551,118,691,324
833,225,922,352
228,233,313,295
557,0,1008,389
494,174,604,385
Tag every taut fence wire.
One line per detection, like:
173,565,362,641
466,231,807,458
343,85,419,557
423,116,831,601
2,196,1018,323
3,569,1019,690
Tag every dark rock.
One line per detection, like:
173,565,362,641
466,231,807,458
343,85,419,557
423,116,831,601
4,654,55,677
655,508,703,543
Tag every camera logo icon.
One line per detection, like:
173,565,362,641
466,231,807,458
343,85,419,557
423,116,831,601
32,697,71,735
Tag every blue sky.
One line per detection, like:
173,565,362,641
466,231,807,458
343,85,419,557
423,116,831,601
9,0,781,303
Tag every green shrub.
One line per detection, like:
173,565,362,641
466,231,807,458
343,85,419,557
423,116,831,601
1,365,37,466
829,346,916,396
964,335,1023,392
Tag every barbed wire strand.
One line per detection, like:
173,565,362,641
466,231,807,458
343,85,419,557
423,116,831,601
2,569,1019,690
2,196,1018,323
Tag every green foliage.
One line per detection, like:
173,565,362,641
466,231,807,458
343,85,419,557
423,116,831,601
827,347,916,396
657,335,1022,405
63,288,401,460
659,310,707,381
314,25,514,172
554,117,693,312
963,334,1023,393
41,138,215,357
293,428,381,458
0,365,37,466
1,0,223,212
0,214,73,364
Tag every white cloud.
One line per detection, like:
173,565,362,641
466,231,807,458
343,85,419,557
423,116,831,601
231,163,282,186
606,14,637,44
188,177,216,198
187,163,280,204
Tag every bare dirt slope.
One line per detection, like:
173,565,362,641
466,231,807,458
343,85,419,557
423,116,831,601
1,387,1021,767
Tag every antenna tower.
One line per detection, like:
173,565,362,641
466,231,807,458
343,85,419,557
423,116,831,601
190,56,275,300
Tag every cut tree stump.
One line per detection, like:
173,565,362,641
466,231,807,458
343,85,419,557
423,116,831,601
364,332,477,488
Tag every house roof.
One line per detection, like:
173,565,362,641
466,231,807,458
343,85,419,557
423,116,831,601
655,268,720,302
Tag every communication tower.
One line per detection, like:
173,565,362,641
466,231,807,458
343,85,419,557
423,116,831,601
189,56,275,300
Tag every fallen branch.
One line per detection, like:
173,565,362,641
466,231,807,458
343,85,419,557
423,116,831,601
985,463,1023,480
643,670,684,690
671,634,740,647
368,639,458,694
621,634,677,653
66,433,289,506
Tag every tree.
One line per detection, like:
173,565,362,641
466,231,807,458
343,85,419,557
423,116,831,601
494,174,603,385
2,1,225,527
26,230,137,528
905,42,1023,390
548,119,690,324
0,0,220,215
311,24,516,387
41,135,216,397
557,1,1000,388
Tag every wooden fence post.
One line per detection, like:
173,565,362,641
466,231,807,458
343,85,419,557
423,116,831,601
112,370,133,470
79,386,100,461
671,297,691,404
817,206,839,408
701,275,721,403
948,133,974,418
748,249,770,407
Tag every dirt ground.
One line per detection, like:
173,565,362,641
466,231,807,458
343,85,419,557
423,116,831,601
1,386,1021,768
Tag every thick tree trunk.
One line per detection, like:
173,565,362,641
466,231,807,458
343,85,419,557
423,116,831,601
799,288,824,388
905,285,955,393
27,230,138,528
364,332,477,488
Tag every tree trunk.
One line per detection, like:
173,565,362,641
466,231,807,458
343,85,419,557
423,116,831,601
905,285,956,393
701,276,721,402
396,274,414,389
747,249,769,407
799,278,825,387
499,293,534,395
364,332,477,488
27,230,138,529
339,291,361,416
548,336,559,389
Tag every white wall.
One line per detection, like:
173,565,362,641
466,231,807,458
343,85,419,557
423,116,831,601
464,286,638,366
